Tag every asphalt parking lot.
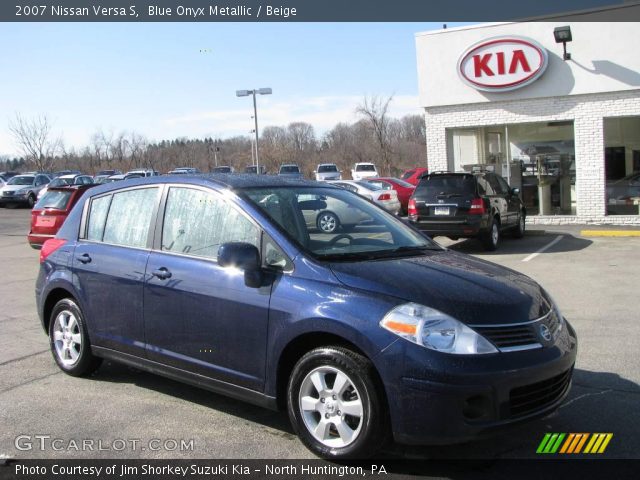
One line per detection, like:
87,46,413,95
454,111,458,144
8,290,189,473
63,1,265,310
1,206,639,461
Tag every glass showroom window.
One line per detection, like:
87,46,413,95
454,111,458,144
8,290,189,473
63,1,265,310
604,117,640,216
446,121,576,216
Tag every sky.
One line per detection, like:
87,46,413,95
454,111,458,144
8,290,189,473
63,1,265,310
0,22,468,157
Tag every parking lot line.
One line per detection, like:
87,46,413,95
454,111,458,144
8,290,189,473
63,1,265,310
581,230,640,237
522,235,564,262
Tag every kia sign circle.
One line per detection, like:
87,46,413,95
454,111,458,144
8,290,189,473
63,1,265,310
458,36,549,92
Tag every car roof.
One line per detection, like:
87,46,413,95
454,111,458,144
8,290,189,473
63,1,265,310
85,174,333,196
47,184,95,192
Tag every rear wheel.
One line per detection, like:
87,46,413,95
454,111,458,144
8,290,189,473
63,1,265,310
481,216,500,251
512,210,526,238
316,211,339,233
287,347,388,459
49,298,102,377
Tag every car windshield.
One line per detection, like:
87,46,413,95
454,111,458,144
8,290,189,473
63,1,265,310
280,166,300,173
49,177,73,187
390,178,414,188
242,186,440,260
355,181,380,191
35,190,73,210
318,165,338,173
356,164,376,171
415,175,476,195
8,175,34,186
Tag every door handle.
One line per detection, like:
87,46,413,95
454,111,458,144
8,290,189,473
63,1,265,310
76,253,92,264
152,268,172,280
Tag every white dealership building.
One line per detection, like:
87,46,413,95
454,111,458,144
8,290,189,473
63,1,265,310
416,14,640,224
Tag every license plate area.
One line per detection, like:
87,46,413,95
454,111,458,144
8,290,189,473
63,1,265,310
434,206,450,216
35,216,56,227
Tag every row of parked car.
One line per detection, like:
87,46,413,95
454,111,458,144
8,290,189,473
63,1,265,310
4,164,526,253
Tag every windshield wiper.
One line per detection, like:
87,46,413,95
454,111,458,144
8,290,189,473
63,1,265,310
316,252,380,261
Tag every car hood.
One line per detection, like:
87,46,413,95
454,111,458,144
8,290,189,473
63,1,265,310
1,184,32,193
329,250,551,325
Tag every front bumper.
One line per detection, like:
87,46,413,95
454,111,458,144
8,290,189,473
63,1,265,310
0,193,30,205
377,320,578,445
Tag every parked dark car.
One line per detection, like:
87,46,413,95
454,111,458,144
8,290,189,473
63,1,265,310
28,184,95,249
0,173,51,208
408,171,526,250
211,166,234,174
36,175,575,459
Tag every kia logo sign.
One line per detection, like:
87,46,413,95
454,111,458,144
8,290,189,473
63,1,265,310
458,36,548,92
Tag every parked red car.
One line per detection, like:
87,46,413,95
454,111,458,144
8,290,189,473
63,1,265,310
401,167,429,186
365,177,416,214
28,185,94,249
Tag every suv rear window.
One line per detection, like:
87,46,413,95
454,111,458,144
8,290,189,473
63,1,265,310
280,166,300,173
317,165,338,173
415,175,476,196
356,164,375,172
35,190,73,210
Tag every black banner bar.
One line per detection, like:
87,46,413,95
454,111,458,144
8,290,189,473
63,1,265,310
1,459,640,480
2,0,638,22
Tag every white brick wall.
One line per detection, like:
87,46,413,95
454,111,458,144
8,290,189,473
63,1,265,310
424,90,640,225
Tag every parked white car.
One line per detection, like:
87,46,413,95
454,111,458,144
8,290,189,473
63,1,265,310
37,174,94,200
351,162,378,180
328,180,401,215
297,194,371,233
314,163,342,182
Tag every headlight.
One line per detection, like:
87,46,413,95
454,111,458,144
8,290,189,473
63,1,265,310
543,290,565,333
380,303,497,355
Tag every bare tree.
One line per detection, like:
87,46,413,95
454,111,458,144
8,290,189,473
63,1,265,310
356,95,394,176
8,114,61,172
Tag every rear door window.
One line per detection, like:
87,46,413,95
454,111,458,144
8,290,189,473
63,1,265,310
94,188,158,247
161,187,259,260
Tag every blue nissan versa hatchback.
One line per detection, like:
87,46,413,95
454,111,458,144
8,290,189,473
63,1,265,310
36,175,577,459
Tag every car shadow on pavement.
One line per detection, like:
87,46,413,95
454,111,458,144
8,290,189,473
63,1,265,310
439,233,592,257
383,369,639,462
86,363,638,461
87,361,296,437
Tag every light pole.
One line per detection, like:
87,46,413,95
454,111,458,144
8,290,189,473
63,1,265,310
236,88,272,173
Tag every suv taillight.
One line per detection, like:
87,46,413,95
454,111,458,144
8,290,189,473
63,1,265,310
408,199,418,218
469,198,486,215
40,238,67,264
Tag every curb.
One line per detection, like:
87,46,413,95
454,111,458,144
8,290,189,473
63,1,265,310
581,230,640,237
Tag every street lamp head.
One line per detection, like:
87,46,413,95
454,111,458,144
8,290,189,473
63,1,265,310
236,90,251,97
257,88,272,95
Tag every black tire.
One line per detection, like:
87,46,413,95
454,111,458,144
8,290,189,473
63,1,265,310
287,346,389,459
316,211,340,234
27,194,35,208
512,210,526,238
48,298,102,377
481,216,500,251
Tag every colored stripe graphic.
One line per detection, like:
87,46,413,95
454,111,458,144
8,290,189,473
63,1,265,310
538,433,613,454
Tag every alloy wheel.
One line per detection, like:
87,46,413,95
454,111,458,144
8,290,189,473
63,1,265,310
298,366,363,448
52,310,83,367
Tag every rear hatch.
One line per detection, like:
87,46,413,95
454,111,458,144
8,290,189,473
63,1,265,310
413,174,478,222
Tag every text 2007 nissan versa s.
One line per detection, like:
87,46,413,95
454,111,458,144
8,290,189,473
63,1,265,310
36,175,577,459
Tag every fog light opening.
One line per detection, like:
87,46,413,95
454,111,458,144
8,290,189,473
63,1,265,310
463,394,491,420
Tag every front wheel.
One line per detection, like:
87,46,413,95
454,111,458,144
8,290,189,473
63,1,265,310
49,298,102,376
287,347,388,459
27,194,35,208
316,211,339,233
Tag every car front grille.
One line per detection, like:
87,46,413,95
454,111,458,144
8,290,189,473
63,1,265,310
473,325,539,350
471,309,562,352
509,368,572,418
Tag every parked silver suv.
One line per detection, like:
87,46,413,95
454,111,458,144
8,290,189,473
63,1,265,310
0,173,51,208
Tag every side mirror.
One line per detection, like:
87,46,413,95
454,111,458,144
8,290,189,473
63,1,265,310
218,242,263,288
511,187,520,196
